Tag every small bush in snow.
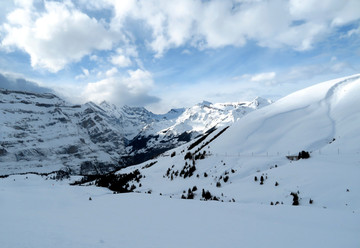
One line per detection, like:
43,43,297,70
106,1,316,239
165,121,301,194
187,188,194,199
184,152,192,160
298,150,310,159
290,192,299,206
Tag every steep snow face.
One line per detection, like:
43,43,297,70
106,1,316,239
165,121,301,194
210,74,360,155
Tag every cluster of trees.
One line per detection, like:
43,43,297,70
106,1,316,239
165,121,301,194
164,160,197,180
181,186,198,199
95,169,142,193
141,161,157,169
254,173,268,185
179,162,196,178
201,189,219,201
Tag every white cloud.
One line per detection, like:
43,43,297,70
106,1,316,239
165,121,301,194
90,55,99,61
75,68,90,80
83,68,90,77
14,0,34,9
1,0,359,75
347,26,360,37
111,54,132,67
83,69,159,107
104,0,360,56
251,72,276,82
1,1,118,72
105,67,118,77
110,46,139,67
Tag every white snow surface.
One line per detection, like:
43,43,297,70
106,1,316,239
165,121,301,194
0,174,358,248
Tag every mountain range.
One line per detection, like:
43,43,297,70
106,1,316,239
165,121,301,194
0,88,270,175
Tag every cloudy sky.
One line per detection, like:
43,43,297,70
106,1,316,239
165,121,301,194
0,0,359,113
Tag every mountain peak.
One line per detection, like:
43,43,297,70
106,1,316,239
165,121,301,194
249,96,272,108
197,100,212,107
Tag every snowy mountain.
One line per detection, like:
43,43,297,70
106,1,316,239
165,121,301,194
1,74,360,248
0,89,125,175
124,97,271,165
94,74,360,211
0,89,267,175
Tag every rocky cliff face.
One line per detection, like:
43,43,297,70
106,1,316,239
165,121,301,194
0,89,124,175
0,88,270,175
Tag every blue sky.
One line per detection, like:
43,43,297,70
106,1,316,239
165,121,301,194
0,0,359,113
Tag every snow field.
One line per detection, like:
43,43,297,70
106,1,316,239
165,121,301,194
0,174,359,248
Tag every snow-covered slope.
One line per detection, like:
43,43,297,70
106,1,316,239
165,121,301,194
210,74,360,155
101,74,360,212
0,174,358,248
